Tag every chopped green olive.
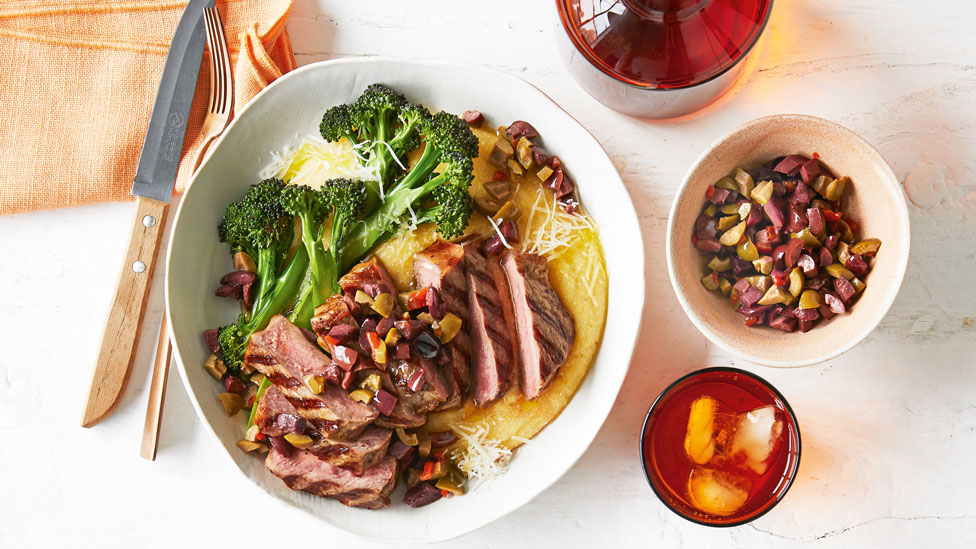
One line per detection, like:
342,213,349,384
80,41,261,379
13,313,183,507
758,285,790,305
737,237,759,261
792,228,822,248
799,289,821,310
746,275,772,292
750,180,774,205
835,219,854,242
824,176,849,201
825,263,855,279
703,204,718,216
752,256,773,275
811,174,832,196
717,215,739,231
851,277,866,293
707,255,732,272
738,202,752,221
715,176,738,191
851,238,882,255
734,168,755,197
719,221,747,246
701,272,720,291
720,203,740,215
836,241,852,264
788,267,804,297
719,278,732,296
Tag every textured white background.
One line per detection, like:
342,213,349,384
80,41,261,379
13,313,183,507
2,0,975,547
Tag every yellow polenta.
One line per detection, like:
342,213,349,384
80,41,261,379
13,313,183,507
370,124,608,449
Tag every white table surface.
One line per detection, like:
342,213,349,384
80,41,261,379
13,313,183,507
3,0,975,547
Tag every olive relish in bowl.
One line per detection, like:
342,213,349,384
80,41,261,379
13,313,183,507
692,154,881,333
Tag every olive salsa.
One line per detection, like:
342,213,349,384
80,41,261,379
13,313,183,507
692,154,882,333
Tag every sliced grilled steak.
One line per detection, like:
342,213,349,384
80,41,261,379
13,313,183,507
374,399,426,430
340,257,398,296
266,446,397,509
309,426,392,475
310,294,359,342
387,356,448,413
465,242,517,407
502,252,575,400
254,386,390,474
246,315,377,440
414,240,471,410
253,385,306,437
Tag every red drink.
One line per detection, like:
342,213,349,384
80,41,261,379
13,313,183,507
556,0,774,118
640,368,800,525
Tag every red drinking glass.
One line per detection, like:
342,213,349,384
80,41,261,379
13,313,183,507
556,0,774,118
640,367,801,526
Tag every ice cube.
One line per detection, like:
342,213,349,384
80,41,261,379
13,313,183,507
731,405,784,475
684,396,736,466
687,467,751,516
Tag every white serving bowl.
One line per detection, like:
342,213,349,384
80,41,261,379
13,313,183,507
666,114,911,367
166,58,644,543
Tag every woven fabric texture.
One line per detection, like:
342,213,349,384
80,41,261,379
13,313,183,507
0,0,296,215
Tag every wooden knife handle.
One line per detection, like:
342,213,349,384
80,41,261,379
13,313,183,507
82,196,169,428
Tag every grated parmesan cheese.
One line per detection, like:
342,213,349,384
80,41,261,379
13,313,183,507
522,188,595,259
486,215,513,249
450,423,516,482
522,188,603,306
261,135,378,188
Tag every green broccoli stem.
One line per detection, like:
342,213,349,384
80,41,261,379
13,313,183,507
295,210,332,307
247,244,309,334
245,376,272,434
340,169,446,271
362,119,393,215
250,246,277,317
288,285,316,330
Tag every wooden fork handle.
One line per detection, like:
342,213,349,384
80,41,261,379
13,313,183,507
82,196,169,428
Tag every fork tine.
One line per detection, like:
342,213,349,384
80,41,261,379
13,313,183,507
204,8,218,113
211,7,233,114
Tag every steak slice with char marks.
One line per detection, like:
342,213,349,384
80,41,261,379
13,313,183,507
255,386,391,475
414,240,471,410
501,252,575,400
374,399,426,430
253,384,305,437
465,242,517,407
310,294,359,343
340,257,398,296
246,315,377,440
387,356,448,413
308,426,392,476
266,446,397,509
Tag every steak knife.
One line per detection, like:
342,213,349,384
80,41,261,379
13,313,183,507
81,0,215,428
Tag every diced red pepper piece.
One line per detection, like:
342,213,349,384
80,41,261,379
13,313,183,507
823,209,843,222
492,170,508,181
405,287,429,310
744,315,760,327
705,186,715,199
420,461,436,481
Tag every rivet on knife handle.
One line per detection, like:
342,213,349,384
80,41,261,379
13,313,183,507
81,197,168,427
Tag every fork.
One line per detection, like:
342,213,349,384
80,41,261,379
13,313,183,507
191,6,234,174
141,6,234,461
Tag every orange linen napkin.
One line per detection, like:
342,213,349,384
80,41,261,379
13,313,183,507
0,0,297,216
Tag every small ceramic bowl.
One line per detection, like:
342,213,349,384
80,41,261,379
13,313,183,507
666,114,911,367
